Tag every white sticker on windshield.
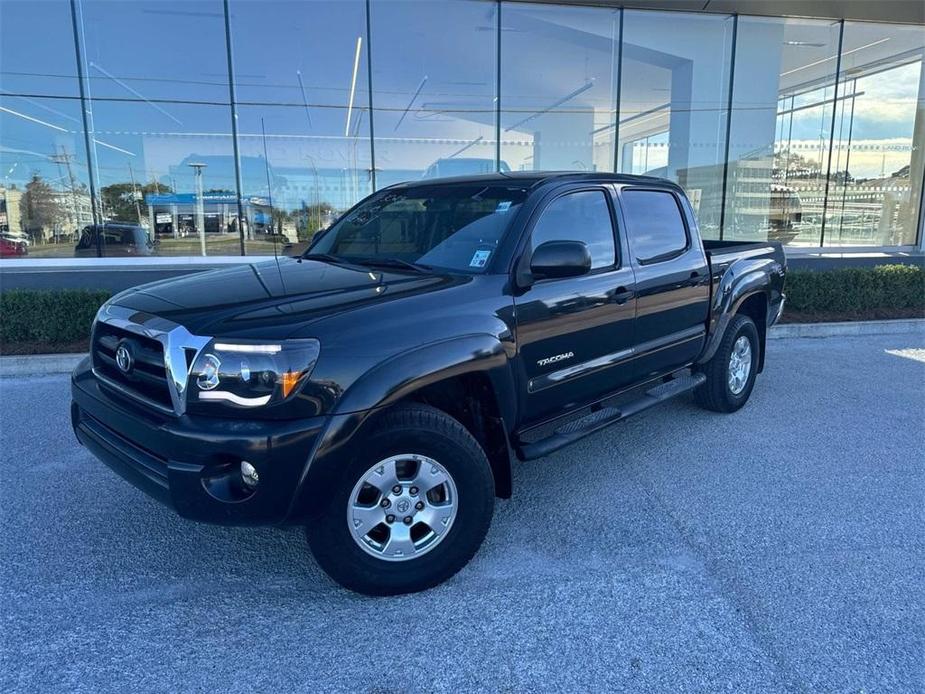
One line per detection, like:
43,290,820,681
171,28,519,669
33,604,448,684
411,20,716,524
469,249,492,268
495,201,512,213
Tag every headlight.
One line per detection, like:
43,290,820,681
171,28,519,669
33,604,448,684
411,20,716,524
189,339,320,409
94,299,113,322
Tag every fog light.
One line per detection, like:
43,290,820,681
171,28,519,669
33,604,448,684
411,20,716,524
240,461,259,488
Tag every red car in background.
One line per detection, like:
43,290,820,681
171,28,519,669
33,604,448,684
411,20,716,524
0,236,28,258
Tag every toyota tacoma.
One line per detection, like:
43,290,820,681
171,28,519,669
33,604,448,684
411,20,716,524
71,172,786,595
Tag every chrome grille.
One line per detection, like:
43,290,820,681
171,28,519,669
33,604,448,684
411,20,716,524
93,323,173,410
91,304,211,416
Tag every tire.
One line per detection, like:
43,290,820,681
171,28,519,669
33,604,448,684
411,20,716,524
305,403,495,596
695,314,760,413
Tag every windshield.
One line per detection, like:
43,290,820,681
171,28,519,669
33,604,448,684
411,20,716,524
308,183,529,273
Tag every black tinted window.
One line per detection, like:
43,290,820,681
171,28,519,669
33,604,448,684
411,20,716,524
101,228,126,246
621,190,688,263
531,191,615,269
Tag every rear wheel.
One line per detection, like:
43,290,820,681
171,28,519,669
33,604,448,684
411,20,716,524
695,314,760,413
305,403,494,595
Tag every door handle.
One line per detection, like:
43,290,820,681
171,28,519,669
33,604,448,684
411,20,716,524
687,271,702,287
614,287,635,305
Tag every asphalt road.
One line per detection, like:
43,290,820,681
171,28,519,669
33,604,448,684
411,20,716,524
2,333,923,693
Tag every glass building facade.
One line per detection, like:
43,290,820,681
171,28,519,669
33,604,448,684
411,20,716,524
1,0,922,259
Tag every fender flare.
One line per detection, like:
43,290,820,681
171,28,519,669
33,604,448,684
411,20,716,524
333,333,514,417
285,334,517,523
698,260,775,365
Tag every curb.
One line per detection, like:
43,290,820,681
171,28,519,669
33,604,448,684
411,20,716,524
0,353,86,378
1,319,923,377
769,318,924,339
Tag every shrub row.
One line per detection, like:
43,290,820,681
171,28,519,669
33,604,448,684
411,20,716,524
1,289,111,346
785,264,924,314
0,265,921,351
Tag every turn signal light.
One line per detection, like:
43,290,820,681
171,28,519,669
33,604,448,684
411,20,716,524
281,371,300,398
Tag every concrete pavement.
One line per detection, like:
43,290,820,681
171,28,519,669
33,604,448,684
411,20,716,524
1,333,923,692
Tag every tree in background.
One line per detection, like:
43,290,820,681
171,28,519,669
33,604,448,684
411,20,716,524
21,174,64,240
299,201,336,241
99,181,174,223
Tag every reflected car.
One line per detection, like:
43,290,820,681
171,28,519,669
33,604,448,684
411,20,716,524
0,236,28,257
767,184,803,244
1,232,31,247
75,223,156,257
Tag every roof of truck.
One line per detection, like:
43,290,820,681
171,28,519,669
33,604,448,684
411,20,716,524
385,171,681,191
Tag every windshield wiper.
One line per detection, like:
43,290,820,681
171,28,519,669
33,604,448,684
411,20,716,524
301,252,342,263
302,253,431,274
300,253,369,271
352,257,431,274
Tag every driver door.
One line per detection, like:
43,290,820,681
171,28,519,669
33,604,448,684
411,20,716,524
514,186,637,424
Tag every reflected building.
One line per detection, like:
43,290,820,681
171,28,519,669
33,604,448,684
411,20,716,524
0,187,24,236
0,0,922,259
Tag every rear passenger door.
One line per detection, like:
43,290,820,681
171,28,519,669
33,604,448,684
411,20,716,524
514,186,637,424
616,187,710,381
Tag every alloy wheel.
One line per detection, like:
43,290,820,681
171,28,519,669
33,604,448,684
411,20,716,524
727,335,753,395
347,454,458,561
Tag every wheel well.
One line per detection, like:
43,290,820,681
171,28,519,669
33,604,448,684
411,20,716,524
737,293,768,372
404,373,512,499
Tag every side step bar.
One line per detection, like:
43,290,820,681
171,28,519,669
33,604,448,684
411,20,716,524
514,372,707,461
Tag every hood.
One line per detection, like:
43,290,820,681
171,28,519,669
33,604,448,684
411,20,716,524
110,257,463,339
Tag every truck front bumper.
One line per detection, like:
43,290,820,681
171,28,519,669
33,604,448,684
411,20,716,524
71,358,328,526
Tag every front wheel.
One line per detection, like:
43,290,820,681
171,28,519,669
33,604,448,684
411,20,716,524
695,314,760,413
305,403,495,595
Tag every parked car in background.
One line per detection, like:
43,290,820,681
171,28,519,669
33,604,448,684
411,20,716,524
766,184,803,244
71,172,786,595
1,231,31,247
75,223,156,257
0,236,28,257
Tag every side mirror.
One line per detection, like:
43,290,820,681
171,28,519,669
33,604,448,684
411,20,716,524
529,240,592,281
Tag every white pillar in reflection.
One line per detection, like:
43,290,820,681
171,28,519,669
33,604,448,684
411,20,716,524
188,162,207,256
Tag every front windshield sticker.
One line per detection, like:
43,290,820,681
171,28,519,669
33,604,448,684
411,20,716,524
495,201,513,213
469,249,492,268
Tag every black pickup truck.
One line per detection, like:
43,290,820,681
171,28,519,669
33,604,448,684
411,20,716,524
71,172,786,595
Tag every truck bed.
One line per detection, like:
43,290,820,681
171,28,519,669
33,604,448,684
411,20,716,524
702,239,784,272
701,238,787,343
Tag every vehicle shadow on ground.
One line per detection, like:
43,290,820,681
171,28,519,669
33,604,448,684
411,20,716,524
61,398,708,603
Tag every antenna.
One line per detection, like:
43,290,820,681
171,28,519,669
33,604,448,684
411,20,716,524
261,117,286,292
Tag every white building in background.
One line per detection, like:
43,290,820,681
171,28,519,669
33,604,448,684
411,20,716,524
53,189,94,237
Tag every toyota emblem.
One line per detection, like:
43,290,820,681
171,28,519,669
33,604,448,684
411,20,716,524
115,342,135,374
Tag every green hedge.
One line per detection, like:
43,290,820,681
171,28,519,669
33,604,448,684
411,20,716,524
1,289,111,346
0,265,922,351
786,264,924,314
